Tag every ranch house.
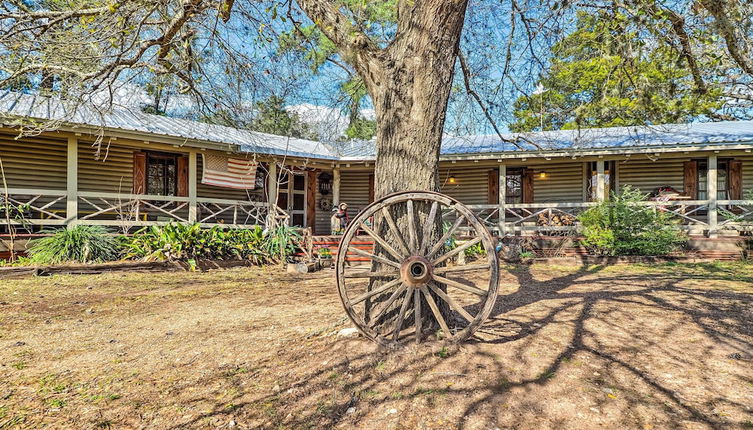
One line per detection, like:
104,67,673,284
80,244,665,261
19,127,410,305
1,93,753,256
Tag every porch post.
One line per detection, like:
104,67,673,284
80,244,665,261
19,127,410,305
595,160,606,202
708,154,718,237
266,162,278,228
498,164,506,237
188,151,197,223
333,167,341,207
66,136,78,228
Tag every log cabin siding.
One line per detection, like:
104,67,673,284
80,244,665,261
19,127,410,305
0,132,67,189
340,170,372,217
737,155,753,195
529,161,583,202
438,168,488,205
314,170,335,234
617,158,686,195
77,141,134,193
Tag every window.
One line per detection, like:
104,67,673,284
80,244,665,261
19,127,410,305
697,159,729,200
506,168,523,204
146,152,178,196
586,161,616,201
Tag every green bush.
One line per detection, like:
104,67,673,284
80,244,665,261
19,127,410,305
123,222,291,263
27,225,121,265
579,186,687,256
263,224,302,262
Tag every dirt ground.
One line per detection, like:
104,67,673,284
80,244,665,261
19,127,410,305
1,262,752,430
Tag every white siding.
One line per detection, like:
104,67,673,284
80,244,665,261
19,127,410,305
529,161,583,203
617,157,686,195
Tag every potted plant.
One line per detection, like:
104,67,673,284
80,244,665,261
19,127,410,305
317,246,334,269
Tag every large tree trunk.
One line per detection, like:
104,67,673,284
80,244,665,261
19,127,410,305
297,0,470,338
365,1,469,334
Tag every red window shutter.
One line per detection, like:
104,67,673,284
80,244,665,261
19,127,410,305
683,160,698,198
488,169,499,204
522,168,534,203
368,174,375,203
729,160,742,200
133,152,146,194
176,155,189,197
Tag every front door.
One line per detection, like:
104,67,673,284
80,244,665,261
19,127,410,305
277,171,307,227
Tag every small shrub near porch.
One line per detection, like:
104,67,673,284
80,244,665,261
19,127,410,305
579,186,687,256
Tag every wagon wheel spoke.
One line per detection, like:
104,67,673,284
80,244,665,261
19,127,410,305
369,284,408,326
406,199,419,252
414,287,422,343
428,211,464,258
432,236,482,266
359,221,405,261
392,286,414,341
380,206,411,256
428,282,474,323
344,270,399,279
420,285,450,336
347,246,401,268
351,278,402,305
419,201,439,254
432,274,488,296
433,263,490,275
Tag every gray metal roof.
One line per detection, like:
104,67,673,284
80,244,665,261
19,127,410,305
333,121,753,159
0,91,338,160
2,91,753,161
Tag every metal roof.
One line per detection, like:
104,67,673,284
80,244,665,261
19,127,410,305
2,91,753,161
334,121,753,160
0,91,338,160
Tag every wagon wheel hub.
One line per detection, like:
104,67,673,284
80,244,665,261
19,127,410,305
400,256,432,286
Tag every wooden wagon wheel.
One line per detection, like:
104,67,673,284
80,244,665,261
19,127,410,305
336,191,499,346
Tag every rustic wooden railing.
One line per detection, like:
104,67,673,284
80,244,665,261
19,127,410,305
461,199,749,236
0,188,285,230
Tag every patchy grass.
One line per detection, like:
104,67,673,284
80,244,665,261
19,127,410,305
0,263,752,429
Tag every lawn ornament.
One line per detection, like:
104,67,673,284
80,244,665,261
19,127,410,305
336,191,499,346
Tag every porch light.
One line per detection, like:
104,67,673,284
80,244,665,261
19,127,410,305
539,171,548,179
448,174,457,184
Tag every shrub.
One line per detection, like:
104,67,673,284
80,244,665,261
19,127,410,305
263,224,302,262
123,222,277,263
579,186,687,256
27,225,121,264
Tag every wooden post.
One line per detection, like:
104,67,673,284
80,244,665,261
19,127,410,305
267,162,278,227
188,151,197,223
333,167,341,207
66,136,78,228
596,160,606,202
708,154,718,238
498,164,506,237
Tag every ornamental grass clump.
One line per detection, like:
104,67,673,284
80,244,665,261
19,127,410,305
578,185,687,256
27,225,121,265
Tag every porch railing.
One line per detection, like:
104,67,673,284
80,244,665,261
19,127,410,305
1,188,68,226
0,188,284,230
462,199,750,236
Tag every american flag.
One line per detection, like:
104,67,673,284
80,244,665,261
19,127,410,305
201,154,258,189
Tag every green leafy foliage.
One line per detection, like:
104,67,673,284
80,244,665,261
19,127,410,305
27,225,120,265
263,224,302,262
123,223,273,263
510,11,725,132
249,95,318,140
579,186,687,256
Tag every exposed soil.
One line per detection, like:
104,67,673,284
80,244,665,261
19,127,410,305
1,263,752,429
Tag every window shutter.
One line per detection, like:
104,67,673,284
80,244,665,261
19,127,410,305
729,160,742,200
368,174,375,203
133,152,146,194
488,169,499,204
176,155,189,197
683,160,698,198
522,168,534,203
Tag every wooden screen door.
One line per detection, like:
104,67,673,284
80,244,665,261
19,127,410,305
277,171,307,227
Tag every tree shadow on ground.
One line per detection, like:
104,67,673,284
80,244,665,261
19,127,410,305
166,264,753,429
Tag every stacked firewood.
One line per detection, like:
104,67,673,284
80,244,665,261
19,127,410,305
537,211,576,226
